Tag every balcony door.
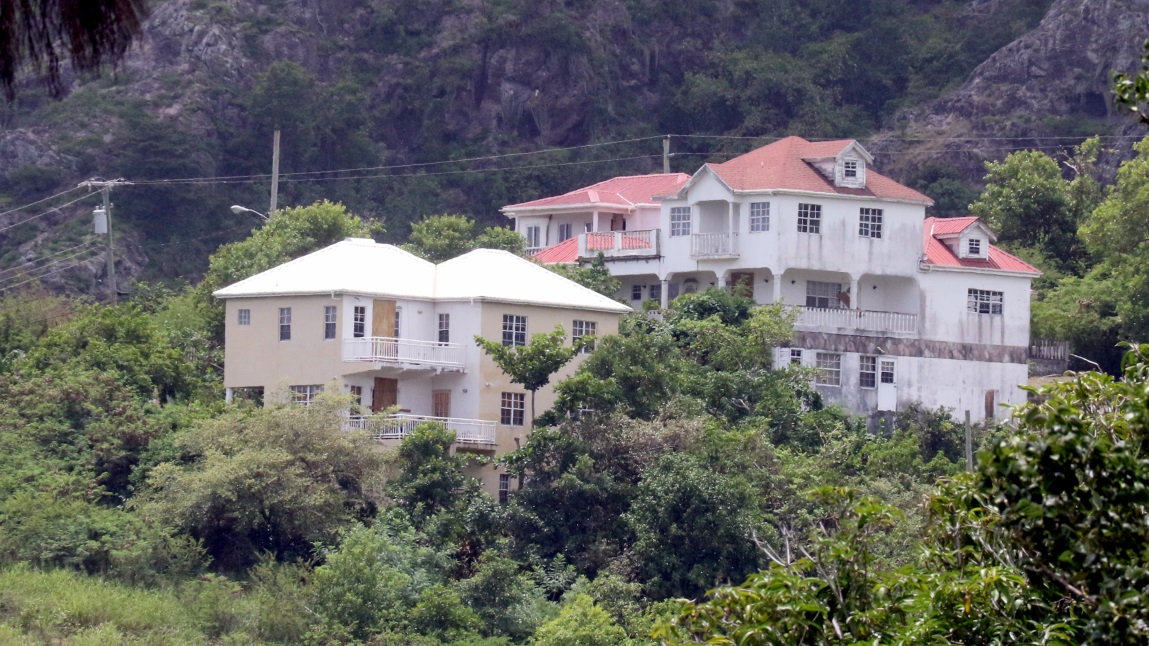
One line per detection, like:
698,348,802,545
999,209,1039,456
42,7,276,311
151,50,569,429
373,377,398,412
373,299,397,359
877,359,896,411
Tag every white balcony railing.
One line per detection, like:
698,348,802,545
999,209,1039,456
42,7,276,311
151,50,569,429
795,306,917,336
342,337,465,370
578,230,659,259
691,232,739,258
346,413,497,446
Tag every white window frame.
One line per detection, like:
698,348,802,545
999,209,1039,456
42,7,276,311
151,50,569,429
500,392,526,426
353,306,366,338
844,159,858,179
278,307,292,341
237,308,251,326
572,320,597,353
789,348,803,366
815,352,841,386
859,208,882,239
323,305,337,340
670,207,691,237
749,202,770,233
502,314,527,347
797,203,821,234
631,285,643,301
438,313,450,343
498,473,511,504
968,239,982,256
860,355,877,389
880,359,895,384
289,384,322,405
393,306,402,338
525,225,542,249
806,281,844,309
649,283,662,303
558,222,573,242
967,289,1003,315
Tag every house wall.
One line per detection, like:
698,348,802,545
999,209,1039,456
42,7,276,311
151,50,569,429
917,269,1031,347
224,295,347,392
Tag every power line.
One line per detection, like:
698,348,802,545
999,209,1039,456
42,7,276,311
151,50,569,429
0,190,99,233
0,241,103,291
0,252,104,293
0,238,99,280
0,185,87,218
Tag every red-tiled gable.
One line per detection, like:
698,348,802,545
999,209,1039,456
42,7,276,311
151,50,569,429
703,136,932,203
532,238,578,264
504,173,690,211
922,217,1040,275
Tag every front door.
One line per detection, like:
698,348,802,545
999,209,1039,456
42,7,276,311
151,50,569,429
877,359,896,411
372,377,398,413
432,390,451,418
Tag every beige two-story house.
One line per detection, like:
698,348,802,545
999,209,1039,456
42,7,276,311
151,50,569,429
213,238,630,496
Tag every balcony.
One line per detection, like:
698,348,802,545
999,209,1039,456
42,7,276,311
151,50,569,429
795,307,917,336
346,413,497,446
342,337,465,371
578,230,659,260
691,232,739,259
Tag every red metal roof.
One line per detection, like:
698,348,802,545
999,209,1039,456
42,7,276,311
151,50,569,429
532,237,578,264
922,217,1040,274
702,136,932,203
504,173,690,211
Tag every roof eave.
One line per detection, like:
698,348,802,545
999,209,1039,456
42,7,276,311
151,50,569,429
920,263,1042,278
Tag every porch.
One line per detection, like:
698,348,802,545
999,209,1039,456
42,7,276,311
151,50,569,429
346,413,497,446
342,337,465,371
691,232,739,259
794,306,918,336
578,230,659,260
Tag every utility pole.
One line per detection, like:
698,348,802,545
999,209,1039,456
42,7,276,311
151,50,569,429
270,128,281,215
81,178,130,305
663,135,670,173
964,410,973,472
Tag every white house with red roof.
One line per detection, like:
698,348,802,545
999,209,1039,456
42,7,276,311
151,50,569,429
504,136,1041,424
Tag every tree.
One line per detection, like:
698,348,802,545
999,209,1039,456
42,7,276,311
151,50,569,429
0,0,148,99
531,594,627,646
388,422,471,521
135,389,386,569
547,255,622,299
1114,40,1149,125
403,214,525,262
475,325,583,423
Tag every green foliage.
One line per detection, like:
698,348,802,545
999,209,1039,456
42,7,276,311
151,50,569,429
404,214,526,262
547,254,622,299
1114,39,1149,125
454,550,555,640
390,422,472,520
136,389,386,569
531,593,627,646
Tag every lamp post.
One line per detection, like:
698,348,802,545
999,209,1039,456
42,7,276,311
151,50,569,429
230,204,268,221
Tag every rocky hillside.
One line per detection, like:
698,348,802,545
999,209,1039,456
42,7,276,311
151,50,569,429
2,0,1142,293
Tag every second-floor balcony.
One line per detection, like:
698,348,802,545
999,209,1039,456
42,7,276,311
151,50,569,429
578,230,659,260
347,413,497,446
795,306,917,336
691,232,739,259
343,337,465,371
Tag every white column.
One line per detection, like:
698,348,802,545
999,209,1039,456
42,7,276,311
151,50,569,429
660,278,670,309
592,211,601,232
850,276,860,310
728,201,735,234
225,387,234,404
772,274,783,304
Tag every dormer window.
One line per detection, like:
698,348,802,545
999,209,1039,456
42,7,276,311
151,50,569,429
844,160,858,179
968,239,982,256
836,156,865,188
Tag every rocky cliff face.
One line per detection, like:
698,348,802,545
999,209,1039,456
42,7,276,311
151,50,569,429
872,0,1149,184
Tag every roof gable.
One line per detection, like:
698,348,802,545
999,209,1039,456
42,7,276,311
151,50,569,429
922,217,1038,275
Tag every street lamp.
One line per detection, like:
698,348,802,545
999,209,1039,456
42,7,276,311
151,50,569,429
230,204,268,221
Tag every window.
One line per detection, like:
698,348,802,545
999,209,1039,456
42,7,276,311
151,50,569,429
968,239,982,256
797,203,821,234
572,320,597,353
880,359,895,384
844,160,858,178
349,385,362,406
323,306,337,340
500,392,526,426
289,384,322,405
815,353,841,386
631,285,643,301
438,313,450,343
860,356,877,388
502,315,527,347
790,348,803,366
525,225,542,249
749,202,770,232
353,306,366,338
394,307,401,338
237,308,251,326
649,283,662,303
806,281,844,309
670,207,691,237
278,307,292,341
967,289,1003,315
859,208,883,239
558,222,573,242
499,474,511,505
